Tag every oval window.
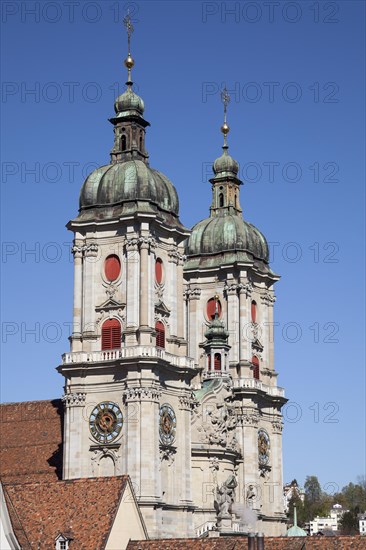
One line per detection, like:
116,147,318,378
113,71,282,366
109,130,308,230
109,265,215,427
104,255,121,282
206,298,222,320
155,258,163,284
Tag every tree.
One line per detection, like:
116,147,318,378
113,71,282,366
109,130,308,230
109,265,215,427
339,510,359,535
288,493,306,527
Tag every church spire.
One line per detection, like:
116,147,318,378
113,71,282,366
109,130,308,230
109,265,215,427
209,88,243,217
123,12,135,87
109,14,150,164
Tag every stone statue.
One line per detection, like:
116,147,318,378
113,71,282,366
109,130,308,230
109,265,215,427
214,474,238,519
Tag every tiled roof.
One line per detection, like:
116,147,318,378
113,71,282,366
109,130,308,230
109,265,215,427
3,475,128,550
127,535,366,549
0,399,63,482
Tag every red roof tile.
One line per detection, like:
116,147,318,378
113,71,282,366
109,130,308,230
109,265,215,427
0,399,63,482
126,535,366,550
3,476,128,550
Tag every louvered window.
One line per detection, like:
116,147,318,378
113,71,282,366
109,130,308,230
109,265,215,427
155,321,165,348
102,319,121,350
214,353,221,371
252,356,260,380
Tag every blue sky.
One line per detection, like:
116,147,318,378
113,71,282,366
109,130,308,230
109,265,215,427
1,1,365,494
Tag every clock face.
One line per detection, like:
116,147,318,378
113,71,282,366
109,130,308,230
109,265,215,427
89,402,123,444
258,429,270,465
159,403,176,446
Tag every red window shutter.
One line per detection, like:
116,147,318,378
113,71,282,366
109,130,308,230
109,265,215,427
208,354,211,370
155,258,163,284
155,321,165,348
251,301,257,323
252,356,260,380
214,353,221,371
206,298,222,320
102,319,121,350
104,255,121,282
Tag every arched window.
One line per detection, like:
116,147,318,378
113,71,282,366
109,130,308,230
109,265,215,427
102,319,121,350
155,321,165,348
219,193,224,207
252,356,260,380
206,298,222,320
121,135,127,151
139,134,143,150
104,255,121,282
208,354,211,370
234,194,237,208
251,300,257,323
155,258,163,284
214,353,221,371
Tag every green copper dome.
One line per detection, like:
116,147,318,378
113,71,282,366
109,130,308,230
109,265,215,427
213,147,239,176
185,214,270,271
77,160,180,223
114,87,145,117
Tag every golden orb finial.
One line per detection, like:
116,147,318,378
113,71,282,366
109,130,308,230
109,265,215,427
123,11,135,85
220,87,231,147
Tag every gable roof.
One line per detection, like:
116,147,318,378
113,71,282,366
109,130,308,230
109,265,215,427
3,476,128,549
0,399,63,483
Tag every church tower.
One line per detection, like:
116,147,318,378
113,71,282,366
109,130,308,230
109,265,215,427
185,90,287,535
58,17,197,538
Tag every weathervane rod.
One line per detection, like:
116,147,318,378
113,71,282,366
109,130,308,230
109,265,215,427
220,86,230,147
123,11,135,85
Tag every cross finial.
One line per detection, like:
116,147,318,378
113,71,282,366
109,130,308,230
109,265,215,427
220,87,230,147
123,11,135,85
123,11,134,55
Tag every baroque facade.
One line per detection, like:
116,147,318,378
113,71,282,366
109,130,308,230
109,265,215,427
0,23,288,547
57,24,287,539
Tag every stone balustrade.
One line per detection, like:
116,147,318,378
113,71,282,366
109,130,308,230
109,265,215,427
62,346,195,369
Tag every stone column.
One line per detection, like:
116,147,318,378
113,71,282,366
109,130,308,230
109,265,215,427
139,239,150,346
186,288,201,363
82,243,98,351
268,419,284,516
264,291,276,372
168,249,178,350
176,254,186,354
62,392,86,479
240,411,261,514
71,243,83,352
226,285,239,364
124,386,162,536
125,238,139,345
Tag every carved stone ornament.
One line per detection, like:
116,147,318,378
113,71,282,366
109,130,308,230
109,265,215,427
261,292,276,306
183,287,201,300
224,281,253,298
259,463,272,479
159,445,176,467
125,235,156,250
272,420,284,434
71,243,98,257
123,386,162,402
62,393,86,407
197,402,240,453
209,456,220,473
236,410,260,427
179,393,199,411
91,446,122,476
168,248,186,264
